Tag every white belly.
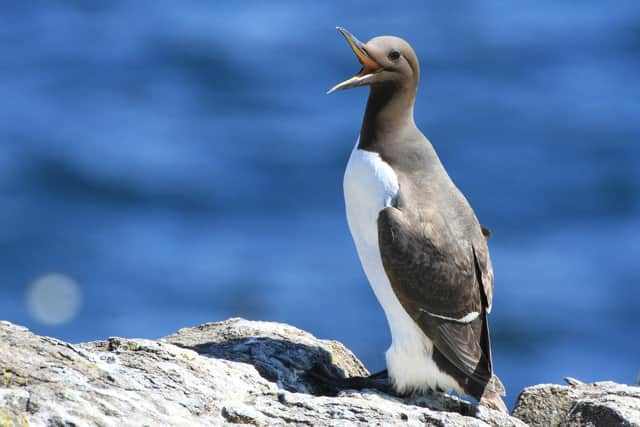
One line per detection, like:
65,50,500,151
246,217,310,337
343,143,461,394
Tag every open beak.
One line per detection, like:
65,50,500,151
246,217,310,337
327,27,383,94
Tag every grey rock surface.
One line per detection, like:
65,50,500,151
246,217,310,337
0,317,522,426
1,317,633,426
513,380,640,426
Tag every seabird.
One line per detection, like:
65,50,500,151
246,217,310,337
327,27,507,412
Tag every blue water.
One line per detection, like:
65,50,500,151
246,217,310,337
1,2,639,408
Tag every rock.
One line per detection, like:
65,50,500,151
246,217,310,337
0,317,516,426
161,317,370,396
4,317,637,426
513,380,640,426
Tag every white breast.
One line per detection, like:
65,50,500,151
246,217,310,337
343,142,461,394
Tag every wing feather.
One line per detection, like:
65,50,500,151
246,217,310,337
377,205,495,392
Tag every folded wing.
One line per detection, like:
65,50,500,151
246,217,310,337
377,205,499,396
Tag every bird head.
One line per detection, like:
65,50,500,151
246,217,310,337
327,27,420,95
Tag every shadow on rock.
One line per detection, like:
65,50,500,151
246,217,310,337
179,337,353,395
162,318,370,396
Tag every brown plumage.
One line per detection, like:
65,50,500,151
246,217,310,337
330,27,507,413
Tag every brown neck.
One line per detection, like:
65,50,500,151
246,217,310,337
358,81,417,150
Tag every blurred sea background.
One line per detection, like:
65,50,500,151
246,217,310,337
1,1,639,408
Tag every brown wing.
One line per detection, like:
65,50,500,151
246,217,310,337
474,227,495,312
377,205,495,395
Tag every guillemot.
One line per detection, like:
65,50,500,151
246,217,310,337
328,27,507,413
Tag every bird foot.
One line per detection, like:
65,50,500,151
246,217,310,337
368,369,389,380
305,364,392,396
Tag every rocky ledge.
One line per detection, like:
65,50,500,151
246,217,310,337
0,318,638,426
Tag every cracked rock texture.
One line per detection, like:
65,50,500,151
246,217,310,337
513,380,640,426
0,318,636,426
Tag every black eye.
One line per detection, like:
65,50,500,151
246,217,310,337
388,51,400,61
